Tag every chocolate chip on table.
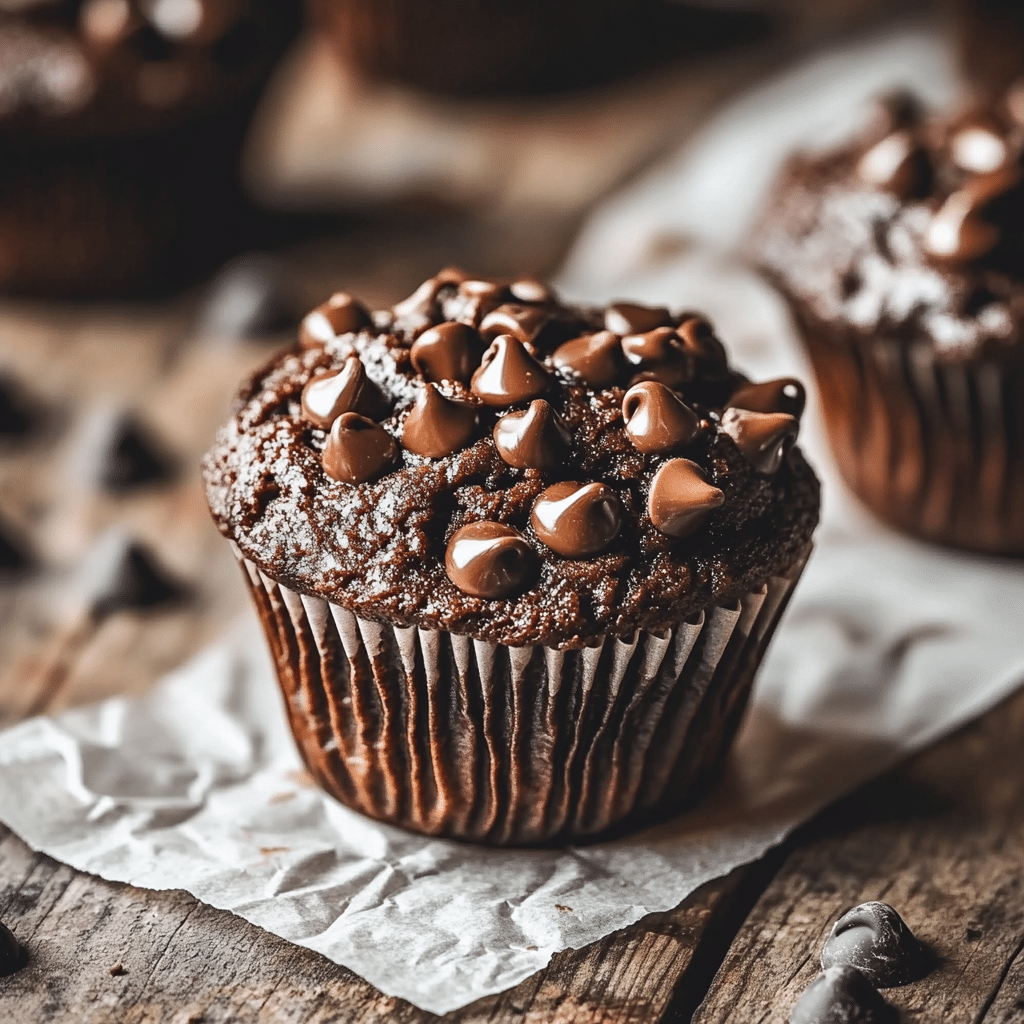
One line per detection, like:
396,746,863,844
322,413,398,484
531,482,623,558
402,384,479,458
820,901,927,987
100,416,177,492
0,920,25,977
445,521,537,599
622,381,699,455
647,458,724,538
721,407,799,475
90,540,189,619
493,399,571,470
790,966,893,1024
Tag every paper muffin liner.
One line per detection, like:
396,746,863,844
799,317,1024,554
233,545,808,846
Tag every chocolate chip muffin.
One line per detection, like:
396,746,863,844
753,89,1024,554
203,269,819,845
0,0,298,297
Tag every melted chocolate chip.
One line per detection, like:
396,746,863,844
604,302,673,336
410,322,483,384
924,165,1022,262
392,268,465,322
456,279,507,325
727,377,807,419
471,334,552,406
647,459,724,538
856,130,930,199
479,303,549,345
493,399,571,470
622,381,699,455
100,416,177,492
509,278,552,304
791,967,893,1024
621,327,694,388
721,408,799,474
322,413,398,484
677,316,728,366
0,920,25,978
402,384,479,458
445,521,537,599
301,355,387,429
91,541,189,619
551,331,625,388
299,292,371,348
531,481,622,558
820,902,927,987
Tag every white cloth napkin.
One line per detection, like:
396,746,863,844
2,24,1023,1017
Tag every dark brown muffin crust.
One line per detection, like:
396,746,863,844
204,270,819,648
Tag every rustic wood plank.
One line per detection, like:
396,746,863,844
692,683,1024,1024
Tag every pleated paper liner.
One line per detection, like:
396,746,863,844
799,311,1024,554
235,544,809,846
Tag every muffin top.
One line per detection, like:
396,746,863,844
753,86,1024,362
203,269,820,648
0,0,296,138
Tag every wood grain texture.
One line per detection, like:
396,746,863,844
693,683,1024,1024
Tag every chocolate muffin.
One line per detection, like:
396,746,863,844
753,89,1024,554
203,269,819,845
0,0,298,297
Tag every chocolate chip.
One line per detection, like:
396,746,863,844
100,416,177,492
509,278,552,304
0,373,34,436
721,407,798,474
622,381,699,455
410,322,483,384
455,279,507,325
479,303,549,345
647,459,724,538
551,331,625,389
727,377,806,419
322,413,398,484
392,267,465,323
856,130,930,199
402,384,479,458
299,292,371,349
924,165,1022,262
0,920,25,977
91,541,188,619
604,302,673,336
471,335,552,407
677,316,728,366
301,355,387,429
493,399,571,470
821,902,927,987
621,327,694,388
445,521,536,599
531,482,622,558
791,966,893,1024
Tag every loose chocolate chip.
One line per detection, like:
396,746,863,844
821,902,927,987
301,355,387,429
445,521,536,599
647,459,724,538
531,481,622,558
604,302,673,336
509,278,552,304
0,374,34,436
924,165,1022,262
621,327,694,388
721,407,799,474
100,416,177,492
410,322,483,384
493,399,571,470
471,335,552,407
551,331,625,389
791,966,893,1024
677,316,728,366
402,384,479,458
322,413,398,484
91,541,188,619
0,920,25,977
299,292,371,348
479,303,549,345
727,377,806,419
622,381,699,455
856,130,930,199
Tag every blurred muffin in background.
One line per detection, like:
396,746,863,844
956,0,1024,100
752,88,1024,554
0,0,299,298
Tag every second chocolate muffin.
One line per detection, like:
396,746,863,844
204,269,819,845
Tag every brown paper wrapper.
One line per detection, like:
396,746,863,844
234,545,808,846
801,317,1024,554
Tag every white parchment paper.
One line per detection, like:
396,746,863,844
2,24,1024,1017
